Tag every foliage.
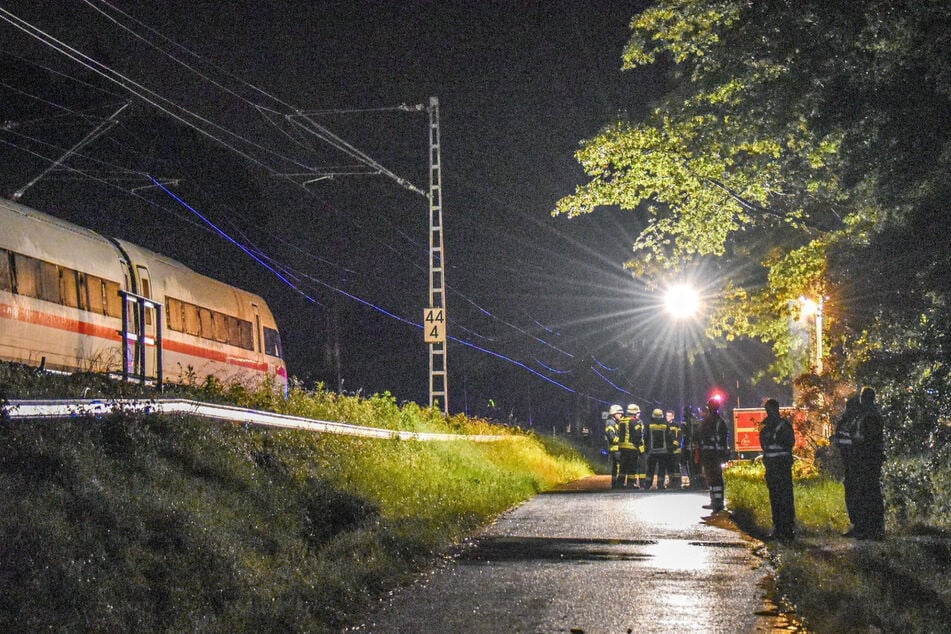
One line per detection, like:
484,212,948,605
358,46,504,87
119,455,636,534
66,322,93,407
553,0,951,423
0,366,592,630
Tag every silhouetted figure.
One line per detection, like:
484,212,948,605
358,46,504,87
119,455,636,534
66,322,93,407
699,399,729,512
760,399,795,541
851,388,886,539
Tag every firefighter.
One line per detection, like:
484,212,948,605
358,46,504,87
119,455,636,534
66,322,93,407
699,398,730,512
682,406,704,489
605,404,624,489
666,410,683,489
626,404,646,488
760,399,796,541
643,408,671,489
851,388,886,539
618,405,640,488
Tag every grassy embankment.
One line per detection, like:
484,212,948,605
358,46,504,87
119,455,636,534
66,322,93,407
0,364,592,631
725,459,951,633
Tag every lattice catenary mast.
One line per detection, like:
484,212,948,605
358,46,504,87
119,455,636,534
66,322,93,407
427,97,448,414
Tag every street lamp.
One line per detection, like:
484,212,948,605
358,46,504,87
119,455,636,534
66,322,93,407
799,295,824,374
665,284,700,419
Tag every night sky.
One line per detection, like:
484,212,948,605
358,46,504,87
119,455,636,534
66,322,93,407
0,1,778,427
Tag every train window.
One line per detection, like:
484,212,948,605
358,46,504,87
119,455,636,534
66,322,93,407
37,261,59,303
199,307,213,339
139,274,152,326
12,253,39,298
104,280,122,318
85,275,106,314
263,327,283,358
183,302,200,336
236,319,254,350
213,311,228,343
166,297,184,332
60,267,81,308
0,249,11,292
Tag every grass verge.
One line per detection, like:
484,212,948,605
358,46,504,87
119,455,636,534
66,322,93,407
0,365,592,631
725,460,951,633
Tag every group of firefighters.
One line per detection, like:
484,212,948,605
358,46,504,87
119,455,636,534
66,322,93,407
604,388,886,541
604,399,730,511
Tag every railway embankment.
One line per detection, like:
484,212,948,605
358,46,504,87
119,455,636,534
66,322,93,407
0,362,591,631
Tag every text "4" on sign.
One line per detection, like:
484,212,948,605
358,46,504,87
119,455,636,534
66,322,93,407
423,308,446,343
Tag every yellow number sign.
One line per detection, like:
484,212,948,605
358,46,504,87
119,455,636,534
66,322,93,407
423,307,446,343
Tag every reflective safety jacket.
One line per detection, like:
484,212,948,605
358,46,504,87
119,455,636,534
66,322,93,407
645,417,670,455
832,398,860,454
618,416,637,451
699,412,729,456
668,422,683,455
604,417,619,452
759,414,794,460
633,417,645,453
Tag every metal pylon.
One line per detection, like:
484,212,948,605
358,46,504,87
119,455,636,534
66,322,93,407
428,96,448,414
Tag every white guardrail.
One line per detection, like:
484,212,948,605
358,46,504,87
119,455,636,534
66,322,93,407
2,399,512,442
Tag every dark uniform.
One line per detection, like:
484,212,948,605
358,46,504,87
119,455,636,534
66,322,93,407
626,404,646,487
851,388,885,539
760,399,795,541
617,411,639,488
832,396,861,533
666,411,683,489
682,407,704,488
699,400,729,511
605,405,624,489
643,409,672,489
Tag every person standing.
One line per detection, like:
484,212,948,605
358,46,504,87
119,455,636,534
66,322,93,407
699,399,730,512
605,404,624,489
666,410,683,489
618,406,639,488
760,399,796,541
851,388,886,539
643,409,671,489
627,404,646,488
832,396,861,535
682,406,704,489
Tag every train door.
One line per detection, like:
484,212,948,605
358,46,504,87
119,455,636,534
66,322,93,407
251,303,262,354
136,265,158,379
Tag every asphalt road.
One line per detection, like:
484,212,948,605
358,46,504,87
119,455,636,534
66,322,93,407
350,476,797,633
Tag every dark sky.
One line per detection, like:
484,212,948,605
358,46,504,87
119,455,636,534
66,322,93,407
0,1,779,426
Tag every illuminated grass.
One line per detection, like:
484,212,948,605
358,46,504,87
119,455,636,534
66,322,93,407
0,365,592,631
725,460,847,538
725,460,951,633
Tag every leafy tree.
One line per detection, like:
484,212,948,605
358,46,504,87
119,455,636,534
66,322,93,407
554,0,951,452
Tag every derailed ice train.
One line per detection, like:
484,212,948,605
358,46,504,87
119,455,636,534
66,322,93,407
0,198,287,389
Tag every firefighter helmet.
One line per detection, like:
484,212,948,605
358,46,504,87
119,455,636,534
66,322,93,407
626,404,640,415
652,408,664,418
609,404,624,415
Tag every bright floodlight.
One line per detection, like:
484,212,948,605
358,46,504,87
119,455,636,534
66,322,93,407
799,296,819,317
665,284,700,319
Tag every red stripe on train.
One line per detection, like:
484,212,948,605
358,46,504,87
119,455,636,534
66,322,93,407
1,301,272,374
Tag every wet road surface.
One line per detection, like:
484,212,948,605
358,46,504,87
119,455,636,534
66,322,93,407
352,476,795,633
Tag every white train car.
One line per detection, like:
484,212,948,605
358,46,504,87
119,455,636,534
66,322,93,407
0,198,287,390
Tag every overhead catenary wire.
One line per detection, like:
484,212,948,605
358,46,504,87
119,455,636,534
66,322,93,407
0,7,314,176
0,5,650,407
